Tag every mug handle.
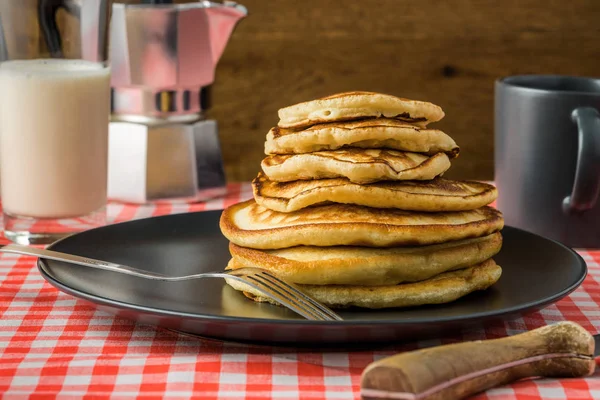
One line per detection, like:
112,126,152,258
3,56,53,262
562,107,600,214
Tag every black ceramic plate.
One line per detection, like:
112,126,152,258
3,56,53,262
38,211,587,345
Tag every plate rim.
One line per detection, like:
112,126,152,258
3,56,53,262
36,211,588,326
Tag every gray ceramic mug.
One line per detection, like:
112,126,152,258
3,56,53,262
495,75,600,248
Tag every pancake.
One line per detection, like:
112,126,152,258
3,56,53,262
265,119,459,156
219,200,504,249
228,232,502,286
225,259,502,309
261,149,451,184
277,91,444,129
253,173,497,212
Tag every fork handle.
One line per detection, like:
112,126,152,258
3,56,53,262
0,244,168,279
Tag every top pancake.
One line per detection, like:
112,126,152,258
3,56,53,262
220,199,504,249
265,118,459,156
277,91,445,129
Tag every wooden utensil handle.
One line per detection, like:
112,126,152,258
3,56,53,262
361,321,595,400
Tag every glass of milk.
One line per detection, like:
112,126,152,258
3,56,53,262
0,0,113,244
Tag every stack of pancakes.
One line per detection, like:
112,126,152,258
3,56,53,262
220,91,504,309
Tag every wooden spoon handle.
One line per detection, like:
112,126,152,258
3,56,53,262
361,321,595,400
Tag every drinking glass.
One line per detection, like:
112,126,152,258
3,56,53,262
0,0,113,244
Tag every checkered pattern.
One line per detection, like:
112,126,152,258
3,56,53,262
1,182,599,399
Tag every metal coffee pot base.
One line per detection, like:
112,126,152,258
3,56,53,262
108,120,227,204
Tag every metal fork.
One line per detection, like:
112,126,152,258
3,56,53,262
0,244,343,322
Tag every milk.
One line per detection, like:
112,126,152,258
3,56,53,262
0,59,110,219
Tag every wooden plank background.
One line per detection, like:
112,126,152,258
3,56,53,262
59,0,600,182
208,0,600,182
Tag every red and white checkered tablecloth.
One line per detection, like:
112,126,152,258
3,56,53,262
1,182,600,399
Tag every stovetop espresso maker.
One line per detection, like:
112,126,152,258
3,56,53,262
108,0,246,203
